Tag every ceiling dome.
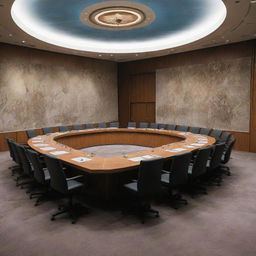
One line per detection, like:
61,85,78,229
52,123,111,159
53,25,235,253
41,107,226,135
11,0,227,54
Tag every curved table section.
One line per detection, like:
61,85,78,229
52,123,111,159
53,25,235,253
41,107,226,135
28,128,216,174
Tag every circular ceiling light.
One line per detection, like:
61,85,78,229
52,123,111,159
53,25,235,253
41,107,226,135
80,2,155,30
11,0,227,54
93,8,144,28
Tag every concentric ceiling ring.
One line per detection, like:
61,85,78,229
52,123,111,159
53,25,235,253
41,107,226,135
11,0,227,54
81,2,155,30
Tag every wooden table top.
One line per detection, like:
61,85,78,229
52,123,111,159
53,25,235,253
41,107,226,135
27,128,216,174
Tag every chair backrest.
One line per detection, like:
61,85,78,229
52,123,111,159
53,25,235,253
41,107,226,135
190,127,201,134
176,125,189,132
86,123,94,129
42,127,53,134
109,122,119,128
128,122,136,128
59,125,69,132
166,124,176,130
149,123,158,129
44,155,68,194
16,143,33,176
210,129,223,139
137,158,164,198
169,152,192,186
26,129,37,138
209,143,226,170
220,132,232,144
73,124,83,130
222,136,236,164
139,122,149,128
158,124,166,130
98,123,107,128
6,137,14,160
9,141,22,165
191,146,213,177
199,128,212,135
26,149,47,184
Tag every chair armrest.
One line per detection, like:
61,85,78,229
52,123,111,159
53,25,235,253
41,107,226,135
66,175,83,181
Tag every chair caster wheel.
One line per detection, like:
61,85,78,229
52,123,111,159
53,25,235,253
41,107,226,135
155,213,159,218
71,220,76,224
51,217,55,221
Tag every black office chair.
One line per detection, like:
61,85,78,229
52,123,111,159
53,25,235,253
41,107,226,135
187,146,214,195
26,129,37,138
205,143,226,185
16,143,34,189
26,149,51,206
44,155,86,224
5,138,19,175
98,123,107,128
176,125,189,132
139,122,149,128
161,152,192,209
128,122,136,128
210,129,223,140
73,124,83,130
123,158,164,223
85,123,94,129
109,122,119,128
59,125,69,132
158,124,166,130
166,124,176,130
220,136,236,176
219,132,232,144
42,127,53,134
199,128,212,135
9,141,26,186
149,123,158,129
189,127,201,134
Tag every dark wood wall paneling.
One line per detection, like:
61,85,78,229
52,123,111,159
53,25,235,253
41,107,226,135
118,40,256,152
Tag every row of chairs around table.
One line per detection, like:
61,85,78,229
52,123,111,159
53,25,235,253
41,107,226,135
26,122,119,138
26,121,233,150
5,133,236,224
128,122,233,144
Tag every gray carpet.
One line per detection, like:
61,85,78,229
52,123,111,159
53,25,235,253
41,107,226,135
0,150,256,256
81,144,151,157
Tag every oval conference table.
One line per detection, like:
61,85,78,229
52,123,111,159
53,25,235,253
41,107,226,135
28,128,216,200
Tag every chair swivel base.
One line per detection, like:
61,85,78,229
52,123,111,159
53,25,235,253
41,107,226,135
168,194,188,209
51,203,88,224
122,203,160,224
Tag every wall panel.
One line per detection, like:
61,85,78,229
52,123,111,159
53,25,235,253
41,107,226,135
119,40,256,152
0,43,118,133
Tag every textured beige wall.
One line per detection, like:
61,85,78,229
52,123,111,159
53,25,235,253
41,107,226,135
0,44,118,132
156,57,251,132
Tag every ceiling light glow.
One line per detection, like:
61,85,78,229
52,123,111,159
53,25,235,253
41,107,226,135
11,0,227,54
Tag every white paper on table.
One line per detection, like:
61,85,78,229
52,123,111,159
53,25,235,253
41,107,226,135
166,148,186,153
32,140,43,143
71,157,92,163
178,132,187,135
142,155,155,159
50,151,69,156
128,127,136,129
34,144,49,147
128,157,145,162
191,143,206,146
184,145,195,148
128,155,160,162
40,147,56,151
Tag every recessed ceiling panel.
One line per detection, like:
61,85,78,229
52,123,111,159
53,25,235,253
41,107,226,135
11,0,227,53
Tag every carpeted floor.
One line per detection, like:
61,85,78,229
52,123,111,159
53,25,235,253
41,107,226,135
0,150,256,256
